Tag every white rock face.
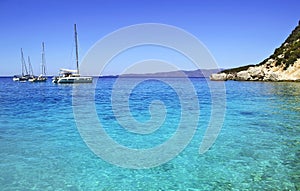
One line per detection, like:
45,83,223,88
278,59,300,81
209,58,300,81
264,72,280,81
236,71,251,81
227,73,235,80
210,73,227,81
259,58,300,81
248,66,264,80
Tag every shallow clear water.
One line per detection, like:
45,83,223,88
0,77,299,190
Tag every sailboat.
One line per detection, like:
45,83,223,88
13,48,30,82
27,56,36,81
29,42,47,82
52,24,92,84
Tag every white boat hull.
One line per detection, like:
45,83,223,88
29,76,47,82
52,76,92,84
12,75,30,82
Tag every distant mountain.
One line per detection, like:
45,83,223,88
211,20,300,81
119,69,221,78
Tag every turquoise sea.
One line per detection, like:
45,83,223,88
0,77,299,190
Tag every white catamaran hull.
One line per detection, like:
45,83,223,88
52,76,92,84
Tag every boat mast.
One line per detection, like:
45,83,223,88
41,42,46,76
28,56,34,76
21,48,28,76
74,24,79,74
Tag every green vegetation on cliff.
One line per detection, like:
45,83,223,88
267,21,300,69
221,21,300,74
220,64,255,74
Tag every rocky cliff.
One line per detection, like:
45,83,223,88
211,21,300,82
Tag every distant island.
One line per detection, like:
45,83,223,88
103,69,221,78
210,20,300,82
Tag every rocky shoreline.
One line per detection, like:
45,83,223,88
210,59,300,82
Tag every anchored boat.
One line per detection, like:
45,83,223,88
52,24,92,84
13,48,30,82
29,42,47,82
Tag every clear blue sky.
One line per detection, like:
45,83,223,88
0,0,299,76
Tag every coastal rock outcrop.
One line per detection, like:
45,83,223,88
236,71,251,81
210,73,227,81
210,59,300,81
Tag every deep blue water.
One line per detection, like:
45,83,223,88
0,77,299,190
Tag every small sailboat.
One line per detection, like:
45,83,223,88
29,42,47,82
13,48,30,82
52,24,92,84
27,56,36,81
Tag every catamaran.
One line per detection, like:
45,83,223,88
52,24,92,84
29,42,47,82
13,48,30,82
